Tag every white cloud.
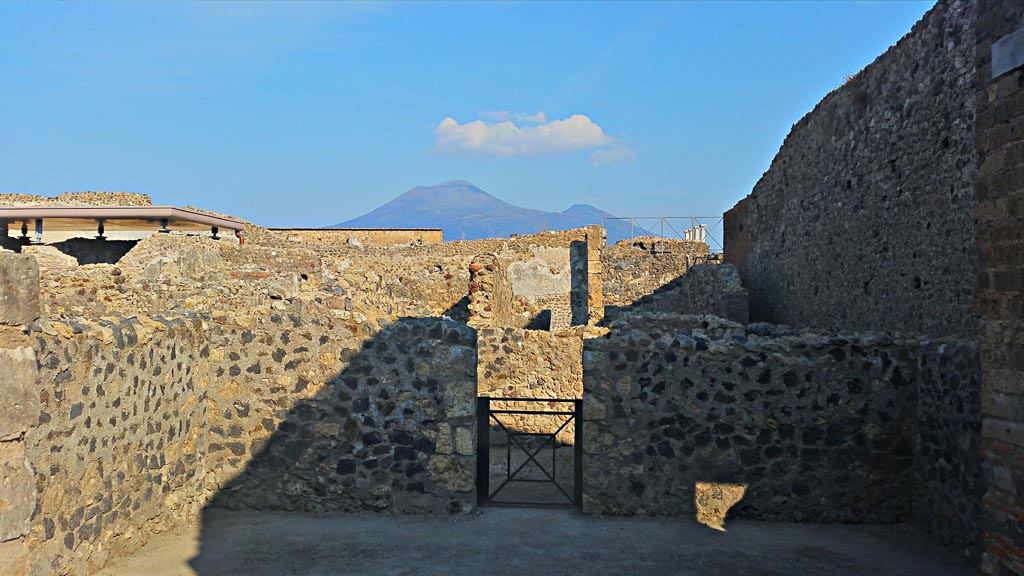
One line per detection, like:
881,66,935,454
434,113,631,163
590,145,636,166
479,110,548,124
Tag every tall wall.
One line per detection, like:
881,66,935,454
723,0,979,338
583,313,983,557
975,2,1024,574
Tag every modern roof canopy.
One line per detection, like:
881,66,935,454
0,206,245,241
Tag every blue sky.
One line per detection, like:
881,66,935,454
0,1,934,227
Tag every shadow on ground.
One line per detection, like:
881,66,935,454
100,508,976,576
186,314,478,575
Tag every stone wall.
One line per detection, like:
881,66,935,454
975,2,1024,573
585,225,604,325
26,316,210,576
914,339,986,561
316,229,589,330
601,238,709,308
272,228,443,246
583,313,982,544
0,248,482,575
0,192,152,207
477,327,583,443
604,263,749,324
723,0,980,338
722,197,751,288
209,317,478,515
34,234,319,322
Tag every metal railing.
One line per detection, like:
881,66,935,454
476,397,582,508
602,216,724,253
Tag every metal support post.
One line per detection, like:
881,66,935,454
476,396,490,505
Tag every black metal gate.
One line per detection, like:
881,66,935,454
476,397,582,508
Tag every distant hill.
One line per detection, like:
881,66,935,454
330,180,648,244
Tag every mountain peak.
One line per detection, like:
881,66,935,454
332,181,645,243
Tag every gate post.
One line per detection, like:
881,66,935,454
476,396,490,504
574,399,583,508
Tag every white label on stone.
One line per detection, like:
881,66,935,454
992,25,1024,79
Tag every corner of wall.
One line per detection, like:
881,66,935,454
0,253,41,576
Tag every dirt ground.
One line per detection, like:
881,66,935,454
96,507,976,576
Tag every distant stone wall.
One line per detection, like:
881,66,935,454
273,228,443,246
974,2,1024,574
604,263,749,324
34,234,318,322
722,198,751,288
317,228,589,329
583,314,982,543
723,0,979,338
0,192,152,207
601,238,708,308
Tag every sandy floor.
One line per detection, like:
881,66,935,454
96,507,975,576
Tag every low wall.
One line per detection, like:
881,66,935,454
914,339,985,560
210,317,478,514
26,317,210,576
0,254,481,575
583,314,982,543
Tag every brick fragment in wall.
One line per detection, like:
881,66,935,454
0,442,36,542
0,347,39,440
0,254,39,326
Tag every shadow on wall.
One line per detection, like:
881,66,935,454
0,237,137,264
49,238,138,265
570,239,588,326
188,317,478,575
524,309,552,330
443,295,471,324
600,263,749,325
1,235,29,252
